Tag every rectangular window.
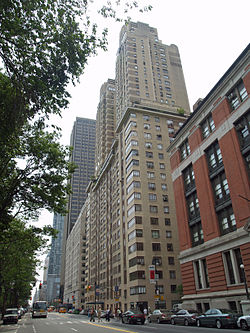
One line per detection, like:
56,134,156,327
146,161,154,169
186,192,200,220
151,230,160,239
146,151,153,158
148,182,156,190
211,171,230,204
126,159,139,174
201,114,215,139
147,172,155,179
165,218,171,226
166,231,172,238
168,257,175,265
206,141,223,173
152,256,162,266
129,256,145,267
164,206,169,214
227,80,248,110
127,192,141,205
128,216,142,229
149,193,157,201
217,205,236,235
167,243,173,251
169,270,176,279
150,217,159,225
194,258,210,290
130,286,146,295
190,222,204,247
150,205,158,213
223,248,243,285
152,243,161,251
180,139,190,160
183,164,195,192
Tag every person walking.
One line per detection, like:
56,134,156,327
90,307,95,322
143,307,148,323
106,307,110,322
117,308,121,321
97,306,102,322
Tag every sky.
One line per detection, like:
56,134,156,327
35,0,250,284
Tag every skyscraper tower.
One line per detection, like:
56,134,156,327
47,213,65,304
65,117,96,237
85,22,191,311
95,79,116,175
115,21,190,122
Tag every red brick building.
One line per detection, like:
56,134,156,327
168,45,250,312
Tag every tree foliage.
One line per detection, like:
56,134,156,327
0,219,55,312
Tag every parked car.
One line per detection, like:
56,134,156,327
237,315,250,330
79,309,89,315
59,307,67,313
122,309,145,324
196,308,240,328
3,308,19,325
148,309,172,323
171,309,200,326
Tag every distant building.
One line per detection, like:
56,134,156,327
47,214,65,304
168,45,250,312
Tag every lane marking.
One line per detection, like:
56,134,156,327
88,322,138,333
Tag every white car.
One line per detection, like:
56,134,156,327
237,315,250,330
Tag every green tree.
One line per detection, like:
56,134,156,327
0,219,55,312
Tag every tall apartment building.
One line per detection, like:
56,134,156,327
95,79,116,175
63,199,88,309
47,213,65,304
85,22,191,312
168,45,250,312
61,117,96,300
115,21,190,122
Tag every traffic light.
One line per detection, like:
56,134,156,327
39,283,42,289
86,285,91,291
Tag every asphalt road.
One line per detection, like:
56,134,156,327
0,312,243,333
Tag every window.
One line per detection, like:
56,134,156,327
223,248,244,285
151,230,160,239
157,134,162,140
125,121,137,136
152,243,161,251
130,286,146,295
158,153,164,159
164,206,169,214
167,243,173,251
127,181,141,195
155,116,160,122
150,205,158,213
126,170,140,184
156,125,161,131
146,161,154,169
143,115,150,121
183,164,195,192
148,182,156,190
157,144,163,150
160,173,166,180
206,141,223,172
234,111,250,177
201,114,215,138
168,257,175,265
149,193,157,201
186,192,200,220
145,142,152,149
180,139,190,160
227,80,248,110
128,216,142,229
144,132,152,139
217,205,236,235
169,270,176,279
190,222,204,247
128,229,143,241
127,204,142,217
130,270,145,281
129,256,145,267
125,140,138,154
127,192,141,205
165,218,171,226
147,171,155,179
150,217,159,225
161,184,167,191
152,256,162,266
163,195,168,202
159,163,165,169
125,149,139,164
166,230,172,238
126,159,139,174
128,242,143,254
146,151,153,159
194,258,210,289
211,171,230,204
144,123,150,129
125,130,138,145
171,285,177,293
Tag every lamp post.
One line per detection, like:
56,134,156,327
240,264,250,300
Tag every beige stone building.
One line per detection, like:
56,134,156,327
85,22,191,312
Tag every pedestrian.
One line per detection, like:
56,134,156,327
143,308,148,323
106,307,110,322
97,306,102,322
117,308,121,320
90,307,95,322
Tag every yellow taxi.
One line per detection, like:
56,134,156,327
59,307,67,313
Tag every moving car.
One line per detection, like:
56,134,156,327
59,307,67,313
148,309,172,323
237,315,250,330
171,309,200,326
196,308,240,328
122,309,145,324
3,308,18,324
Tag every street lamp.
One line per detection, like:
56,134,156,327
240,264,250,300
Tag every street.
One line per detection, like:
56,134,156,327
0,313,243,333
